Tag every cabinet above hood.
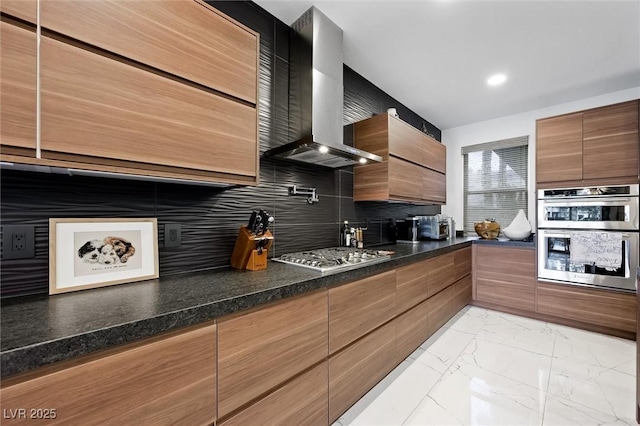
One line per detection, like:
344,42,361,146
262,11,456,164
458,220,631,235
262,7,382,168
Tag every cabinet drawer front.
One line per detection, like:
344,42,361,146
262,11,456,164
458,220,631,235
329,270,396,353
40,37,257,178
454,246,471,282
0,325,217,426
536,283,636,333
40,0,258,103
423,136,446,173
427,285,454,336
218,291,328,417
388,116,424,164
536,113,583,183
222,362,328,426
1,22,36,150
396,298,429,363
1,1,36,23
427,252,455,297
583,100,638,139
389,157,423,200
452,274,472,314
329,321,396,423
396,259,428,315
422,168,446,203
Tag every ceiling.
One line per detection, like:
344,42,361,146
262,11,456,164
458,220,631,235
253,0,640,130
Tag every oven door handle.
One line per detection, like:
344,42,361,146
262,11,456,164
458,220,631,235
539,229,632,238
540,198,632,205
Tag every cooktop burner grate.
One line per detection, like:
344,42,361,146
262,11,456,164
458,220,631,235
272,247,391,273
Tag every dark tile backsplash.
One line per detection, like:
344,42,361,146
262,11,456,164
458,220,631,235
0,1,441,298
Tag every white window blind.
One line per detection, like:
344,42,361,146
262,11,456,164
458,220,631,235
463,136,528,234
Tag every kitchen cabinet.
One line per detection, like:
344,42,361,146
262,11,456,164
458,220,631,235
328,320,396,423
221,362,328,426
452,274,472,314
39,0,257,104
354,113,447,204
396,297,430,363
0,0,37,23
395,259,428,315
217,290,327,418
329,270,396,354
473,245,536,312
427,251,455,297
536,100,639,187
427,285,455,336
454,246,472,282
0,0,260,186
0,21,37,152
40,36,257,181
537,282,636,334
0,323,217,425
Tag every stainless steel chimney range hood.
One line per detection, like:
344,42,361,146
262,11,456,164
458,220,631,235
262,7,382,168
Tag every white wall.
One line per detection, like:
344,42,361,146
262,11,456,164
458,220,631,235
441,86,640,232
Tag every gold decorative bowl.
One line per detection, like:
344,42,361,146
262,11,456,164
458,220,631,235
474,220,500,239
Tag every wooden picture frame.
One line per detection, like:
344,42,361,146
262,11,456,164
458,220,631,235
49,218,159,295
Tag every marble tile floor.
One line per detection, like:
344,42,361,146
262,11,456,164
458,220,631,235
333,306,636,426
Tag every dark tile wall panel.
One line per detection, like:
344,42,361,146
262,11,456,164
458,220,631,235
0,1,441,298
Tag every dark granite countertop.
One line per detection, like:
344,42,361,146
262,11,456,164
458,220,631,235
1,236,533,378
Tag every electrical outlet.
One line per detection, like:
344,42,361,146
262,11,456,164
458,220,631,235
2,225,35,259
164,223,182,248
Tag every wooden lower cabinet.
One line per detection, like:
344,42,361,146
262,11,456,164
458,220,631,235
427,252,455,297
473,245,536,312
396,297,429,363
537,282,636,333
452,274,472,314
221,362,328,426
328,321,397,423
217,290,327,418
396,260,428,315
454,246,472,282
427,285,455,336
0,324,217,426
329,270,396,353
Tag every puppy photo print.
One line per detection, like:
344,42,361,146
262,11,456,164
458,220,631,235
74,230,142,277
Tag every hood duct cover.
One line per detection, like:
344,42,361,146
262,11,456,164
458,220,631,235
262,7,382,168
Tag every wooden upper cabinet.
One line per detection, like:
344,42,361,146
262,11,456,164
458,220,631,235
217,290,328,418
40,0,258,104
582,101,639,180
0,0,37,23
0,22,37,152
536,100,639,186
354,114,446,204
329,270,396,353
536,112,583,183
40,36,258,180
0,324,217,425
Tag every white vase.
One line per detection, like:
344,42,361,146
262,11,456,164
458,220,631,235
503,209,532,240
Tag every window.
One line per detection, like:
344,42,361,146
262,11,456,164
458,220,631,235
462,136,528,234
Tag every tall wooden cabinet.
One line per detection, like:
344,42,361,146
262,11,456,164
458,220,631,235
1,0,260,186
536,100,639,187
354,114,446,204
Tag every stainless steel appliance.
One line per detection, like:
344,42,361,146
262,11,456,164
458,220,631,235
396,215,450,243
537,185,639,293
272,247,391,273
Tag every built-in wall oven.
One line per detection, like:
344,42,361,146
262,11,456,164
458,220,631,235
537,185,639,293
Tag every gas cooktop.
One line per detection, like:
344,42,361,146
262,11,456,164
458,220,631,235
272,247,392,273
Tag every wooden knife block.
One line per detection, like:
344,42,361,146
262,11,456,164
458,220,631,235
230,226,273,270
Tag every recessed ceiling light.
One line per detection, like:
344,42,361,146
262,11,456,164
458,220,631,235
359,158,367,164
318,145,329,154
487,73,507,86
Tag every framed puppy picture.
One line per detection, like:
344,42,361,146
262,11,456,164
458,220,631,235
49,218,159,295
